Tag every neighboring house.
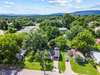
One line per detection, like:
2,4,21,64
59,27,67,33
96,38,100,45
68,49,85,63
88,21,94,27
68,49,76,56
95,26,100,34
90,51,100,64
17,26,35,33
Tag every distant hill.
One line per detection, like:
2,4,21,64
49,13,64,16
71,10,100,16
0,10,100,16
50,10,100,16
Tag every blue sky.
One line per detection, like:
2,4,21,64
0,0,100,14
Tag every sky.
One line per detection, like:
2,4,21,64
0,0,100,14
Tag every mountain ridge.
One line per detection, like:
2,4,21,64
0,10,100,16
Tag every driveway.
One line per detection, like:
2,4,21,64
64,62,76,75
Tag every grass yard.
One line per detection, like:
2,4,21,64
70,58,100,75
20,51,53,71
58,51,66,73
96,45,100,51
24,61,41,70
23,54,42,70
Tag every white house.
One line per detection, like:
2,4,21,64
90,51,100,64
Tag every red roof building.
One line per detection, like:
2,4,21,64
96,38,100,45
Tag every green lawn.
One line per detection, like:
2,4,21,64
70,58,100,75
58,51,66,73
24,61,41,70
23,54,42,70
96,45,100,51
21,51,53,70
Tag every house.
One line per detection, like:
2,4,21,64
96,38,100,45
90,51,100,64
59,27,67,33
95,26,100,34
17,26,35,33
59,28,67,31
67,49,85,63
68,49,76,56
53,47,60,60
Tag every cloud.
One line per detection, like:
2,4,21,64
93,2,100,7
47,0,83,7
48,0,71,6
4,1,15,5
76,0,82,3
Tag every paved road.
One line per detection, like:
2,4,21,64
17,69,64,75
17,69,44,75
0,69,62,75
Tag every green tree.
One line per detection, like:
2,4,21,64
70,20,86,28
8,23,17,33
40,22,60,41
0,20,8,30
23,31,48,51
0,33,25,64
65,25,84,40
55,36,67,50
71,30,95,54
63,13,75,28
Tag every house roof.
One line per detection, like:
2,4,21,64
96,38,100,44
95,26,100,33
91,51,100,63
54,47,59,50
59,28,67,31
